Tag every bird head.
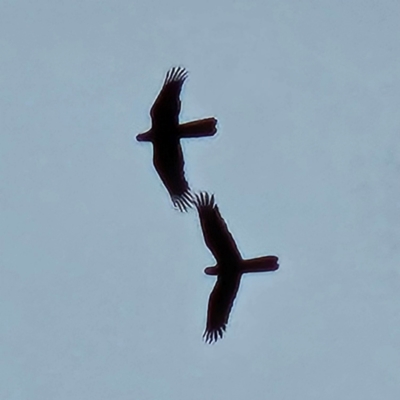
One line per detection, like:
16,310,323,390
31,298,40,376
136,129,153,142
204,265,218,276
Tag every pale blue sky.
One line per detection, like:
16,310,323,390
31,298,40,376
1,1,400,399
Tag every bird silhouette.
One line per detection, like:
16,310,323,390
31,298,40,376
194,192,279,343
137,67,217,211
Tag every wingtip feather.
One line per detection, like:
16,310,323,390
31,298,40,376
164,66,188,86
203,326,226,344
172,191,194,212
194,191,216,210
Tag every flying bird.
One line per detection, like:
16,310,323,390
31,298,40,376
137,67,217,211
194,192,279,343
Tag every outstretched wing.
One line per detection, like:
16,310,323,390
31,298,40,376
194,192,241,265
153,138,193,212
204,274,241,343
150,67,188,129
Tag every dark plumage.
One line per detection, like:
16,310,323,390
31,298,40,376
137,67,217,211
194,192,279,343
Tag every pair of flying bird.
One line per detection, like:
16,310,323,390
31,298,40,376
137,67,279,343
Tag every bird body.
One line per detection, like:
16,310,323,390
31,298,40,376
137,67,217,211
194,192,279,343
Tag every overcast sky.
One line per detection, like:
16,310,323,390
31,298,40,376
1,1,400,399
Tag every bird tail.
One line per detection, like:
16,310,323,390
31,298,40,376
204,256,279,276
240,256,279,273
178,118,217,138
